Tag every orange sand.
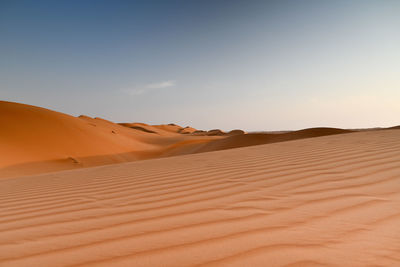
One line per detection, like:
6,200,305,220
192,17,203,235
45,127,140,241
1,129,399,266
0,101,219,177
0,101,354,178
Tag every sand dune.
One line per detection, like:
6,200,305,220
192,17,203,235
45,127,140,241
207,129,226,136
0,101,153,176
118,123,181,136
388,125,400,130
227,129,245,136
179,126,198,134
0,101,217,178
1,129,399,266
1,101,357,178
193,127,352,153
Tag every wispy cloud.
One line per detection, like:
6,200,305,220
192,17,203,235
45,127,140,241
145,80,175,89
124,80,176,96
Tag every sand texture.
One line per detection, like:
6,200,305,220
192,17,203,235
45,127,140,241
1,129,399,266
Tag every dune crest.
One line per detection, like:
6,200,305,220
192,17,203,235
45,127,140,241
194,127,353,153
0,101,162,177
0,101,223,177
1,101,394,178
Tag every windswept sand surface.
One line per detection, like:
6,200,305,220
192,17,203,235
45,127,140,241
1,130,400,266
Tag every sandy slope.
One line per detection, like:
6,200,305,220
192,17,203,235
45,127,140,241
1,129,399,266
192,127,353,153
0,101,156,176
1,101,355,178
0,101,218,178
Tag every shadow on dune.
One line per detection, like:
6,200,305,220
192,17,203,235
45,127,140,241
388,125,400,130
193,127,354,153
125,125,158,134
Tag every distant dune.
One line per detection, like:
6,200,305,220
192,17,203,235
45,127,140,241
227,129,245,136
119,123,165,135
0,101,217,177
1,129,399,266
207,129,226,136
179,126,198,134
195,127,353,153
388,125,400,129
0,100,397,178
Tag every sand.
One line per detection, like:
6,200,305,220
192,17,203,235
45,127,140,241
0,101,353,178
1,129,400,266
0,101,220,178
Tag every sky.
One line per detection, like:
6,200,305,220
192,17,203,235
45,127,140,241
1,0,399,131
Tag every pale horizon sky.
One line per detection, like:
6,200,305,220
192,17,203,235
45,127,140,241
1,0,399,131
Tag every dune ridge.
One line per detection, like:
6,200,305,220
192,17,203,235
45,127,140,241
193,127,353,153
1,100,397,179
0,101,219,177
0,101,356,178
0,129,399,266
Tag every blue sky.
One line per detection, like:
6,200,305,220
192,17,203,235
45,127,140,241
1,0,399,131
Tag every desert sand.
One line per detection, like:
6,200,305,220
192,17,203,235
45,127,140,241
1,127,400,266
0,101,354,178
0,101,221,178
